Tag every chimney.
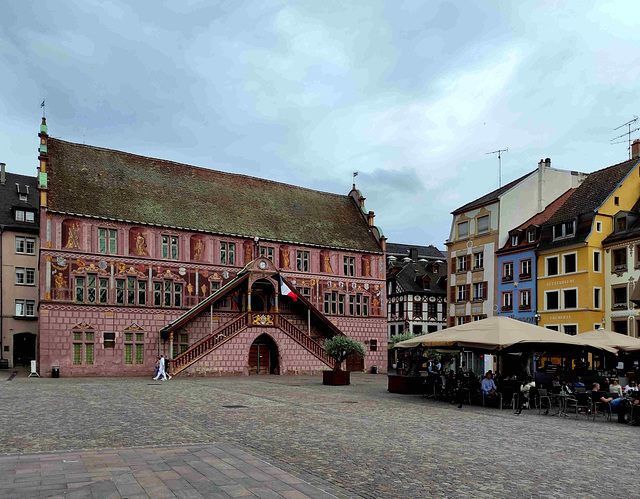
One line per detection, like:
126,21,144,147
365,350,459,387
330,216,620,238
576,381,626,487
632,139,640,160
1,163,5,185
545,157,551,168
409,247,418,261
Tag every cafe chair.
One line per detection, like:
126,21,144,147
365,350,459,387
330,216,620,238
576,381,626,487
482,390,502,410
564,391,590,419
537,389,553,414
592,398,613,422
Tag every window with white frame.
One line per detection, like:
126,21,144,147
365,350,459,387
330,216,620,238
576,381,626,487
259,246,274,262
457,316,466,325
297,251,310,272
15,299,35,317
545,290,559,310
502,262,514,282
15,210,35,222
343,256,355,276
458,221,469,239
502,292,513,311
15,267,36,285
511,235,519,246
15,236,36,255
520,259,532,279
563,289,577,309
527,230,536,243
162,235,179,260
593,287,601,309
473,282,483,301
98,228,117,254
546,256,559,276
457,255,467,272
220,242,235,265
520,289,531,310
457,285,466,302
546,325,559,331
593,250,601,272
563,253,577,273
473,252,483,269
552,221,575,240
563,324,578,336
477,215,489,234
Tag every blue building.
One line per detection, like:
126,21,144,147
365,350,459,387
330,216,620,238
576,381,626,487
495,189,575,325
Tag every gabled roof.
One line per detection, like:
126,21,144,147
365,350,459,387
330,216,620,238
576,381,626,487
386,242,445,260
602,206,640,246
545,158,638,225
388,262,447,295
46,138,382,253
0,172,39,231
452,171,533,215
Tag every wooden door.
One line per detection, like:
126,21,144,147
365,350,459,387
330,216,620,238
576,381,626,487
346,354,364,372
249,344,270,374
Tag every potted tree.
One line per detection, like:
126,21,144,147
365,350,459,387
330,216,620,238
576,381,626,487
323,335,365,385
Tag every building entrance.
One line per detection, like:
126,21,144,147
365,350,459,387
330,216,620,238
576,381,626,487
248,334,279,374
13,332,36,367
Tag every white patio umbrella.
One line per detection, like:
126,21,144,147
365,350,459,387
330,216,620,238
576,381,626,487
393,316,616,353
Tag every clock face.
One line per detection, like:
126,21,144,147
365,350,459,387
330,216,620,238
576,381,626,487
259,261,267,269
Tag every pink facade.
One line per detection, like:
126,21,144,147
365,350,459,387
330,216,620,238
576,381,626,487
37,122,387,377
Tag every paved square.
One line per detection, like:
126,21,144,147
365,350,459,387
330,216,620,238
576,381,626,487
1,371,639,498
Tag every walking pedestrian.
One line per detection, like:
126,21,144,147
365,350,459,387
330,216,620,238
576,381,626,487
153,355,171,381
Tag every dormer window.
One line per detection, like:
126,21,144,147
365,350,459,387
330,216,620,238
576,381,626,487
15,210,35,223
617,217,627,232
511,235,519,246
527,230,535,243
552,221,575,240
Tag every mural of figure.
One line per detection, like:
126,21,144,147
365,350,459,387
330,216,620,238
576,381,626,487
54,272,67,299
201,284,208,295
194,240,204,260
364,257,371,277
187,283,194,295
282,250,290,269
245,243,252,264
372,293,380,310
230,291,240,310
135,232,147,256
324,253,333,273
65,222,81,249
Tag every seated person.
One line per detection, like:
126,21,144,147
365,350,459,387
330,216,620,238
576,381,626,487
550,375,562,394
624,380,638,393
609,379,623,397
481,372,499,405
591,382,625,411
601,377,611,392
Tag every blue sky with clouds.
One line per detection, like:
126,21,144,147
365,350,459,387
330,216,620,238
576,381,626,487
1,1,639,249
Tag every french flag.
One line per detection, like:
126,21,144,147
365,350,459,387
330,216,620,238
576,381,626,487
279,276,297,302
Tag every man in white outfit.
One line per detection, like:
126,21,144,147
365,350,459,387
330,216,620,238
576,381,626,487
153,355,171,381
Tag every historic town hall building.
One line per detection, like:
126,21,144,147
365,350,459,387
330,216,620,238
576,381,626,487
36,119,387,376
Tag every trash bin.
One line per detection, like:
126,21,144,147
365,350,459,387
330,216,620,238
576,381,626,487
52,367,60,378
371,365,378,374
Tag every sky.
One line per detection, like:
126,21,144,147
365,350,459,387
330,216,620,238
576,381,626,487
1,1,640,250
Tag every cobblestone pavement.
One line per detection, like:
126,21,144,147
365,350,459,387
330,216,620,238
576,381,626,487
2,370,640,498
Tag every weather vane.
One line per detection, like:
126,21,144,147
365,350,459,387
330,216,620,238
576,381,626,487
40,99,46,118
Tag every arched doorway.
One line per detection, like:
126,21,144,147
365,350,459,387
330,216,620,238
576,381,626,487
13,332,36,367
248,334,279,374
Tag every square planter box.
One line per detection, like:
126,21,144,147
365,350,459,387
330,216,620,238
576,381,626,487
323,370,350,385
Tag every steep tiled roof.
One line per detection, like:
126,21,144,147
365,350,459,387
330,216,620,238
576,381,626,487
545,158,638,225
0,172,39,232
452,171,533,214
386,242,445,260
391,262,447,295
46,139,382,253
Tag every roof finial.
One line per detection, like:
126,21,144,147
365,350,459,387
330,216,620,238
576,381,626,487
41,99,45,118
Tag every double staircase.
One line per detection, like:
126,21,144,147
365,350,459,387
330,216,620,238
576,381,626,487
168,312,335,375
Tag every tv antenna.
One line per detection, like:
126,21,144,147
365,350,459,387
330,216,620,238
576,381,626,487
611,116,639,159
485,148,508,187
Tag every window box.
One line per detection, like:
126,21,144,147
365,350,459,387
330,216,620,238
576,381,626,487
501,305,513,312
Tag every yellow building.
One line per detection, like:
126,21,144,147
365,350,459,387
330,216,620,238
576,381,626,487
537,156,640,335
